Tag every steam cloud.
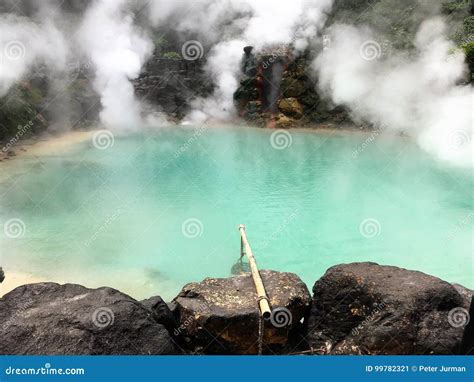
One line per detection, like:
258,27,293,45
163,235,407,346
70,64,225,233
160,0,333,123
0,12,67,96
314,18,473,167
78,0,154,130
0,0,472,168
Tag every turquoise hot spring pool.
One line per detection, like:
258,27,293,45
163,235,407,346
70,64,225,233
0,126,472,300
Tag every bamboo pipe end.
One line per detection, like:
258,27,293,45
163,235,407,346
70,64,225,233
238,224,245,230
262,310,271,320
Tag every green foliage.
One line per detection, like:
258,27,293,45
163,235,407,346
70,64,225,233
442,0,471,15
21,86,43,105
460,41,474,72
331,0,472,51
452,15,474,44
154,36,168,48
461,40,474,53
0,85,44,142
329,0,442,51
463,16,474,34
162,51,181,59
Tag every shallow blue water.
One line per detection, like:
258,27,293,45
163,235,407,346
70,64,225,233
0,126,472,299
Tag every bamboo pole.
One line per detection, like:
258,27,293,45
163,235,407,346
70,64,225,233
238,224,271,319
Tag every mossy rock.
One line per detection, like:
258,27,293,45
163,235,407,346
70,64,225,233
233,78,259,102
162,51,181,59
239,77,257,88
278,97,304,119
245,113,266,128
245,100,261,114
285,60,307,77
274,113,296,129
281,77,306,98
299,91,320,107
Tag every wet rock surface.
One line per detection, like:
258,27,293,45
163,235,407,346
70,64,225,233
460,296,474,355
233,55,349,127
132,58,212,118
0,283,179,355
278,98,304,119
305,262,472,355
140,295,178,333
173,270,311,354
0,265,470,355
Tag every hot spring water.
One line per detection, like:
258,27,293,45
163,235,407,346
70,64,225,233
0,127,472,300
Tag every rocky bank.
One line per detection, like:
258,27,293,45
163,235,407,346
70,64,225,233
172,270,311,354
233,54,349,129
0,263,472,355
305,263,472,355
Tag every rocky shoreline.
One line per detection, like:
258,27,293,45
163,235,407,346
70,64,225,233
0,262,472,355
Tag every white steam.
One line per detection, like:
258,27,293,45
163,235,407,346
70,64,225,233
173,0,333,123
314,18,473,167
185,39,245,124
242,0,332,51
78,0,154,130
0,13,68,96
147,0,249,44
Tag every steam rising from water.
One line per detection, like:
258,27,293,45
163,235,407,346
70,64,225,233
174,0,333,123
314,18,473,167
0,12,67,96
78,0,154,130
0,1,472,167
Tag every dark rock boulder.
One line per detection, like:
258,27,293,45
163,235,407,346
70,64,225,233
133,57,211,118
234,77,259,103
305,262,472,355
460,295,474,355
140,295,177,333
0,283,179,355
281,76,307,98
278,98,304,119
232,55,350,128
173,270,311,354
0,267,4,283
